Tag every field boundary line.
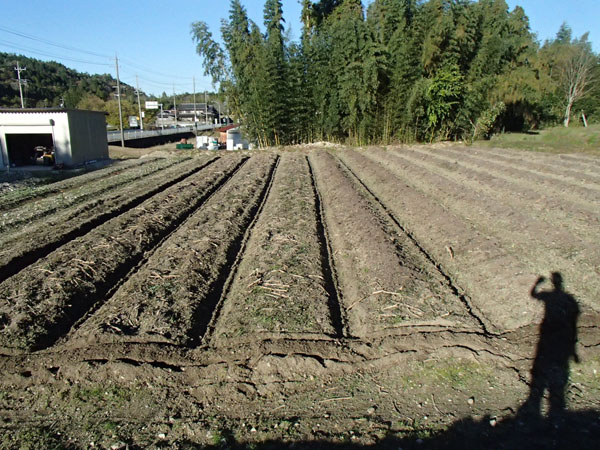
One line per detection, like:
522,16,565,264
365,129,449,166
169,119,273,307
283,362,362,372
0,158,186,234
335,154,495,336
0,159,152,213
202,156,281,347
62,157,251,348
307,155,347,338
0,157,219,285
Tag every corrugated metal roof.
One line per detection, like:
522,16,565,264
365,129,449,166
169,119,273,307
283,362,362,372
0,108,106,115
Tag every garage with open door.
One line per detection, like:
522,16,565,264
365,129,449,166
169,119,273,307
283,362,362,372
5,132,54,166
0,109,108,168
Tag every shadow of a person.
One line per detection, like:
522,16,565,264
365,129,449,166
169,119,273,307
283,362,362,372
520,272,580,419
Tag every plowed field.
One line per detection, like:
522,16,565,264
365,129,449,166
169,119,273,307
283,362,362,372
0,146,598,449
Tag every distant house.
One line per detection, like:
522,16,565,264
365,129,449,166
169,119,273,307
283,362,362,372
0,108,108,168
177,103,219,124
156,110,176,128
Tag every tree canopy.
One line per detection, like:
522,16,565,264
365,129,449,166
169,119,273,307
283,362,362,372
192,0,599,146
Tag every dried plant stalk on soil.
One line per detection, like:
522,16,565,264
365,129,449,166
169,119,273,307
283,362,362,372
0,158,149,212
69,154,278,347
214,153,338,341
310,150,478,337
0,157,182,233
0,156,245,351
0,156,216,284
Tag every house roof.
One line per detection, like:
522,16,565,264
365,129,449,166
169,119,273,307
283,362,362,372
216,124,239,133
0,108,107,115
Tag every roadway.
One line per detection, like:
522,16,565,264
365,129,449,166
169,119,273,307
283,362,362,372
107,124,220,144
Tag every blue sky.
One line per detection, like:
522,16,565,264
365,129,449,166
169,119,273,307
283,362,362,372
0,1,597,97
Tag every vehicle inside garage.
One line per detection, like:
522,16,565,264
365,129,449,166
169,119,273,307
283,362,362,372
1,109,108,168
5,133,54,166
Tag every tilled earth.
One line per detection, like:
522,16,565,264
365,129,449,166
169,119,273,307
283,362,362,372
0,146,598,449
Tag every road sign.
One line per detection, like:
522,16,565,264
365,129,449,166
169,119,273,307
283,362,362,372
145,101,159,110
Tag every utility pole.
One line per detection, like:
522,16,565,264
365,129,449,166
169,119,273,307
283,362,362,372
115,54,125,147
14,61,26,108
193,76,197,136
205,91,208,124
173,84,177,128
135,75,144,130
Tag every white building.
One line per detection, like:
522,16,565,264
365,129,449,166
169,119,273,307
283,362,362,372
0,108,109,168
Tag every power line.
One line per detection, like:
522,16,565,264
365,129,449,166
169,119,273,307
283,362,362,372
122,74,212,92
0,39,112,66
1,25,201,84
0,25,216,97
119,59,194,81
0,25,111,59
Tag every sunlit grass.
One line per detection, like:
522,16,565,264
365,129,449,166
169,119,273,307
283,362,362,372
482,124,600,155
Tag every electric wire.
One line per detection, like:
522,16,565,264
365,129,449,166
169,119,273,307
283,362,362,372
0,26,216,95
0,39,112,67
0,25,111,59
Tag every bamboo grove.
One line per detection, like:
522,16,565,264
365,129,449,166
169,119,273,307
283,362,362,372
191,0,599,147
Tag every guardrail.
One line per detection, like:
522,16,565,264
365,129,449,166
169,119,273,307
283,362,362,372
107,124,219,143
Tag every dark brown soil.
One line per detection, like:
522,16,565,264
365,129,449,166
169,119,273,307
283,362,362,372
214,153,339,342
0,158,149,212
0,156,243,351
310,151,480,337
0,148,598,449
0,157,180,233
68,154,277,348
0,156,214,284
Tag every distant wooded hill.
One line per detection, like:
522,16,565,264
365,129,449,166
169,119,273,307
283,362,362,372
0,52,136,109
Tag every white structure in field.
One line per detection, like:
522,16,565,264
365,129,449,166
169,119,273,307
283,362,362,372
0,108,109,168
226,128,242,151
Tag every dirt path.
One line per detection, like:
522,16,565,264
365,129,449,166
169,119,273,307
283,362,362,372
213,153,339,343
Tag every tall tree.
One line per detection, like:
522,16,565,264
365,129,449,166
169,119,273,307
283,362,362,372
556,33,596,126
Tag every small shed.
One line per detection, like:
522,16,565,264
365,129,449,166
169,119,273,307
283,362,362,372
0,108,108,168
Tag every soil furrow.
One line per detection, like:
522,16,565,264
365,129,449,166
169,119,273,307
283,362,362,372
372,146,599,240
337,149,544,332
421,146,600,201
0,157,182,233
308,156,346,337
0,158,150,212
0,156,245,352
212,153,341,343
407,145,600,217
335,153,492,335
559,153,600,165
362,148,600,311
478,146,600,177
66,154,278,348
0,156,218,285
311,150,478,337
464,146,600,183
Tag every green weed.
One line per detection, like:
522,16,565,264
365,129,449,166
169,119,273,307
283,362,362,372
74,385,132,405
